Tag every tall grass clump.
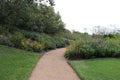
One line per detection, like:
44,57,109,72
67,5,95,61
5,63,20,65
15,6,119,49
65,37,120,59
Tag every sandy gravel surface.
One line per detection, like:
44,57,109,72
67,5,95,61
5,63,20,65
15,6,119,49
29,48,80,80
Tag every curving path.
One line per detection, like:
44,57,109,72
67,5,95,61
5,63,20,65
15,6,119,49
29,48,80,80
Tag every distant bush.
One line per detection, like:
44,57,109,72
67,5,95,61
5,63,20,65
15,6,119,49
65,38,120,59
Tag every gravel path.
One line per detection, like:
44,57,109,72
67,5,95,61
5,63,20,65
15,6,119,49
29,48,80,80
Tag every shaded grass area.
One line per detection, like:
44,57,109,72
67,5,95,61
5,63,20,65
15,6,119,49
69,58,120,80
0,45,41,80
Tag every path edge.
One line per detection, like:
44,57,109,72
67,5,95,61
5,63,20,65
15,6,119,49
67,60,83,80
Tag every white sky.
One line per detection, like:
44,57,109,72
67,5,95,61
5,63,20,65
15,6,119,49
54,0,120,34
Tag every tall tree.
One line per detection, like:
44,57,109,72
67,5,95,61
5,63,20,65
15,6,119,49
0,0,65,34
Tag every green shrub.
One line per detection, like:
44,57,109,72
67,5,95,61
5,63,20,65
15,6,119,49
0,31,70,53
0,36,11,46
53,37,68,48
0,25,10,34
9,32,24,48
65,38,120,59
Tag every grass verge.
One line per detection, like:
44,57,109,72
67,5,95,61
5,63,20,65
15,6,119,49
69,58,120,80
0,45,41,80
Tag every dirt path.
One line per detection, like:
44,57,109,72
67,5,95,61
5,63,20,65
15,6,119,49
29,48,80,80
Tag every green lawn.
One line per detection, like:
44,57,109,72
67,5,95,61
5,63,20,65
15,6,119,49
0,45,41,80
69,58,120,80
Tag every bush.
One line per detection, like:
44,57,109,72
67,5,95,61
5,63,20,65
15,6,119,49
9,32,24,48
21,38,45,52
0,36,12,46
65,38,120,59
0,25,10,34
0,31,69,53
35,34,69,50
53,37,69,48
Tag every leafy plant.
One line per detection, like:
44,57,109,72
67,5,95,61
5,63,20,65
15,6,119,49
65,37,120,59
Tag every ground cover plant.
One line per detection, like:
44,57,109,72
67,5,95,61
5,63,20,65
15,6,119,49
69,58,120,80
0,45,40,80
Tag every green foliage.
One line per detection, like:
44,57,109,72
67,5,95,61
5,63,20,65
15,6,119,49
0,0,64,34
0,0,68,52
0,31,69,52
65,36,120,59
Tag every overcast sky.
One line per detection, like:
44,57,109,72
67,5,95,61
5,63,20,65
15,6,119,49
54,0,120,34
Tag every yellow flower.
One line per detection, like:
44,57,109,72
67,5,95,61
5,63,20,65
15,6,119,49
33,41,40,49
21,39,28,46
0,34,3,38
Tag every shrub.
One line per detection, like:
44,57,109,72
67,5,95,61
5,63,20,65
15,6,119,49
0,31,70,53
0,25,10,34
53,37,68,48
21,38,45,52
0,36,11,46
9,32,24,48
65,38,120,59
0,34,3,38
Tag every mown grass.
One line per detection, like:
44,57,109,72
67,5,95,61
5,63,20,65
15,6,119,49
0,45,41,80
69,58,120,80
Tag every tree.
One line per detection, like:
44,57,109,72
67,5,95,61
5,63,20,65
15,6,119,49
0,0,54,25
0,0,65,34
